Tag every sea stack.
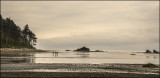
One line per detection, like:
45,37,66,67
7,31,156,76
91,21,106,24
153,50,159,53
146,50,152,53
75,47,90,52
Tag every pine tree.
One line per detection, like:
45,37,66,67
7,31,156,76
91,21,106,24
0,15,37,48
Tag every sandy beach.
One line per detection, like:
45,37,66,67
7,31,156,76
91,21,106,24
1,50,159,78
1,63,159,78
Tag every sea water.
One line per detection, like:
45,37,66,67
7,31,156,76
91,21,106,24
1,51,159,64
33,51,159,64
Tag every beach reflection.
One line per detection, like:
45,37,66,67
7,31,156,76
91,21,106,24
1,51,159,64
33,51,159,64
1,52,35,64
52,52,58,58
77,52,89,58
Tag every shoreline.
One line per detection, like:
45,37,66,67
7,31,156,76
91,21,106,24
1,72,159,78
1,48,159,54
1,63,159,78
0,48,47,53
1,63,159,73
1,49,159,78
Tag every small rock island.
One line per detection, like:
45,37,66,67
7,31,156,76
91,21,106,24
145,50,159,54
146,50,152,53
74,47,90,52
153,50,159,53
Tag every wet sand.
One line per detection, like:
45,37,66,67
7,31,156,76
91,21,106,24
1,72,159,78
1,63,159,78
1,50,159,78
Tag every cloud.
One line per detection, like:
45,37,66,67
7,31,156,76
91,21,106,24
1,1,159,50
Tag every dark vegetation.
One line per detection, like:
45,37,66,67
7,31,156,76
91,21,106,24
142,63,158,68
0,15,37,48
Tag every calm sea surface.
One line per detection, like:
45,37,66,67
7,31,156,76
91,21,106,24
1,51,159,64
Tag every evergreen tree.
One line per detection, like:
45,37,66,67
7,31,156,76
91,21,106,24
0,15,37,48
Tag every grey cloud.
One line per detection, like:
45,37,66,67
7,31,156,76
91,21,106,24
1,1,159,50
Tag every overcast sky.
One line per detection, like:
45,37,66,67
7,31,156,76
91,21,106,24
1,1,159,51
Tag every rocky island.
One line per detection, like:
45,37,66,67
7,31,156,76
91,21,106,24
145,50,159,54
74,47,90,52
153,50,159,53
91,50,104,52
146,50,152,53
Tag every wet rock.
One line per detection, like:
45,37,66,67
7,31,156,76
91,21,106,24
146,50,152,53
74,47,90,52
153,50,159,53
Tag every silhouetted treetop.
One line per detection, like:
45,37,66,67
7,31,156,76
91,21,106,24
1,15,37,48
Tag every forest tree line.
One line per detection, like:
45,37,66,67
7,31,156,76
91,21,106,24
0,15,37,48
